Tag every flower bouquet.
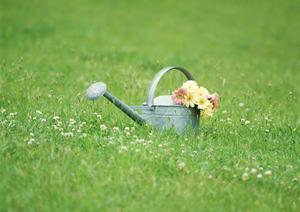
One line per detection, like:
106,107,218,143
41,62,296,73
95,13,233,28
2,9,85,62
171,80,218,117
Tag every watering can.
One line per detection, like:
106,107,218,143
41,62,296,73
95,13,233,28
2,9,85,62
86,67,200,133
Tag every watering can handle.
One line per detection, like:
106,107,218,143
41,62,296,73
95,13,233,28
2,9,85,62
146,66,195,107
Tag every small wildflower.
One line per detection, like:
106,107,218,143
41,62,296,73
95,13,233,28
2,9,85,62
239,102,244,107
177,161,185,170
28,138,35,145
257,174,263,179
0,108,6,113
36,110,43,115
264,170,272,176
53,116,60,120
96,114,102,119
9,112,17,116
124,127,130,132
250,168,257,174
69,118,76,125
119,146,128,153
244,120,250,125
100,124,107,131
113,126,120,133
242,173,249,181
82,133,87,138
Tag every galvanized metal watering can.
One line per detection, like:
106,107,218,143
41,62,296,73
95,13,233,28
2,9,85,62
86,67,200,133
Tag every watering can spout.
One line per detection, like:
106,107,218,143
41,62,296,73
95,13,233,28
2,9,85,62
86,82,146,125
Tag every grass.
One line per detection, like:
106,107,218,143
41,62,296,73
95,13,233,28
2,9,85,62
0,0,300,211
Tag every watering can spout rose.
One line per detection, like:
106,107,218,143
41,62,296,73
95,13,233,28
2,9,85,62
86,67,218,133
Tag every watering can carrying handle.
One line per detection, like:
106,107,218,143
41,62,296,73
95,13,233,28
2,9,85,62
146,66,195,107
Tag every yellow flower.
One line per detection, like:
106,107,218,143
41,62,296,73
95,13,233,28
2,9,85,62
196,96,210,109
195,86,209,97
182,80,198,91
201,103,214,117
183,91,197,108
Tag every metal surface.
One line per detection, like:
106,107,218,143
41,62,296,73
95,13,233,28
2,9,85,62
86,66,200,134
103,91,146,125
131,105,200,133
146,66,194,107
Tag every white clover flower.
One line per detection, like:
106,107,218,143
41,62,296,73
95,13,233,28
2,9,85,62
124,127,130,132
28,138,35,145
69,118,76,124
53,116,60,120
9,112,17,116
113,126,120,133
125,131,131,136
36,110,43,115
264,170,272,176
96,114,102,119
239,102,245,107
250,168,257,174
100,124,107,131
244,120,250,125
242,173,249,181
0,108,6,113
177,161,185,170
119,145,128,153
257,174,263,179
82,133,87,138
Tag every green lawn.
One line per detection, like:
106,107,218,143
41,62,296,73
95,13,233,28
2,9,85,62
1,0,300,211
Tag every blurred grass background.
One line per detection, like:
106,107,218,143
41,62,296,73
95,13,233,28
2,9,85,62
0,0,299,211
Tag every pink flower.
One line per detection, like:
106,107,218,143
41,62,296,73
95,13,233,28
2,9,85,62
172,87,188,105
209,93,219,110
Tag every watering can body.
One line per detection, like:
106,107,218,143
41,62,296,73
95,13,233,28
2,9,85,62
131,105,200,133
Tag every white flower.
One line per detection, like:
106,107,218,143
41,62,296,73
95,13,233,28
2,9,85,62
119,146,128,153
242,173,249,181
28,138,35,145
100,124,107,131
244,120,250,125
264,170,272,176
239,102,244,107
0,108,6,113
257,174,263,179
113,126,119,133
177,161,185,170
82,133,87,138
36,110,43,115
250,168,257,174
69,118,76,124
196,96,210,110
53,116,60,120
182,80,198,90
9,112,17,116
183,91,197,108
195,86,209,97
